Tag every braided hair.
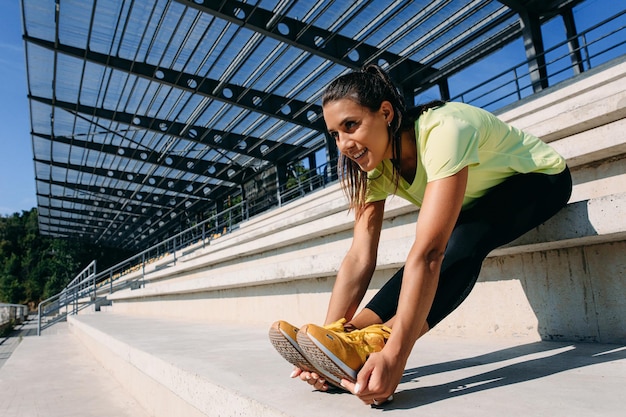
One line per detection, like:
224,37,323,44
322,64,443,211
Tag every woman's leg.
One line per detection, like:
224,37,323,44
360,168,572,329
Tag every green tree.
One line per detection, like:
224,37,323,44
0,253,23,303
286,161,309,189
0,208,132,307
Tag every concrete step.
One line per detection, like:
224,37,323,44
62,313,625,417
0,320,149,417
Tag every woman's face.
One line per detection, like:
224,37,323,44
323,98,393,172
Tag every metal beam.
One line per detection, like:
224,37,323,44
39,204,129,222
496,1,585,94
36,193,167,238
401,10,519,89
518,9,549,92
34,132,253,185
496,0,526,11
29,95,303,164
38,215,107,231
37,178,191,211
561,6,585,75
38,222,101,237
38,212,159,241
177,0,437,82
37,221,102,237
24,35,326,132
497,0,585,17
37,157,216,200
37,191,206,249
37,193,154,217
408,24,522,96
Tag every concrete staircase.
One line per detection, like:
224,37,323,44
98,61,626,345
1,57,625,416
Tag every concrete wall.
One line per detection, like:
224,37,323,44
107,57,626,344
0,304,28,333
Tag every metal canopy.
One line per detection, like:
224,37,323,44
21,0,588,250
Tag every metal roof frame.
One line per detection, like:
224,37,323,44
22,0,602,249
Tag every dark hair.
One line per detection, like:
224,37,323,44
322,64,443,212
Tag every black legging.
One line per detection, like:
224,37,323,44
365,167,573,328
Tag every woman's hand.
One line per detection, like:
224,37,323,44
340,169,469,405
340,349,404,405
291,367,331,392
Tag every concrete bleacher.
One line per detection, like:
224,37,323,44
102,58,626,344
1,57,625,416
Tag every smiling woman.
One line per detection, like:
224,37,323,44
322,65,446,210
323,99,392,172
269,64,572,406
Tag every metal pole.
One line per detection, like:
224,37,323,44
514,67,521,101
37,303,42,336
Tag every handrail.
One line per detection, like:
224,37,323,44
81,159,339,297
449,9,626,110
64,260,98,289
29,160,335,330
92,199,249,284
37,260,97,336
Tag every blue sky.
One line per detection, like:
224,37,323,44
0,1,34,216
0,0,622,217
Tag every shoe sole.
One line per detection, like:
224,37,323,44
269,325,343,388
297,330,359,383
268,324,313,371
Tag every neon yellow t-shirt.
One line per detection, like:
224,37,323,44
365,102,566,208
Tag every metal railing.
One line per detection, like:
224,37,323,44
37,260,97,335
86,160,338,295
450,9,626,111
36,206,243,336
32,161,339,336
276,164,336,207
85,167,335,296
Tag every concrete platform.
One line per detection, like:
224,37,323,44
52,313,626,417
0,317,72,370
0,320,149,417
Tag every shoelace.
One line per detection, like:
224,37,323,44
338,325,391,344
321,319,392,345
323,318,347,332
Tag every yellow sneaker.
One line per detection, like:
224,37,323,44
268,320,347,388
296,322,391,383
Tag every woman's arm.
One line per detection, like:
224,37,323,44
294,199,385,392
346,167,468,403
324,199,385,325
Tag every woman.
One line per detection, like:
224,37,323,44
269,64,572,406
